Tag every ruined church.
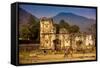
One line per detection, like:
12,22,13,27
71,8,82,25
40,17,94,50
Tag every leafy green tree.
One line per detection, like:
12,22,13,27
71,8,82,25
27,15,40,42
29,22,40,42
19,25,31,40
19,15,40,42
69,25,80,33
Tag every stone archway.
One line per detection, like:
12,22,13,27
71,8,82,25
53,39,61,51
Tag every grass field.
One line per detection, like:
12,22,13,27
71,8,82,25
19,50,96,64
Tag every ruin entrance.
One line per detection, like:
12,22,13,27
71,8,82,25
53,39,61,51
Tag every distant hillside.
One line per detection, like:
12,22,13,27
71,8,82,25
19,7,39,25
53,12,96,32
19,8,96,33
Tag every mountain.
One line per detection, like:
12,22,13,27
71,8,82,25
19,8,96,33
53,12,96,32
19,7,39,25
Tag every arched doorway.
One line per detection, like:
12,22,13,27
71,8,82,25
53,39,61,51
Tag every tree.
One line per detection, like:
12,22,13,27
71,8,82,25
28,15,40,41
69,25,80,33
59,20,70,30
59,20,80,33
29,22,40,42
19,15,40,42
19,25,31,40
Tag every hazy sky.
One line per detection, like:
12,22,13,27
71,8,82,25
19,4,96,19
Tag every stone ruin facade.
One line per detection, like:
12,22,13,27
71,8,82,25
40,17,94,50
